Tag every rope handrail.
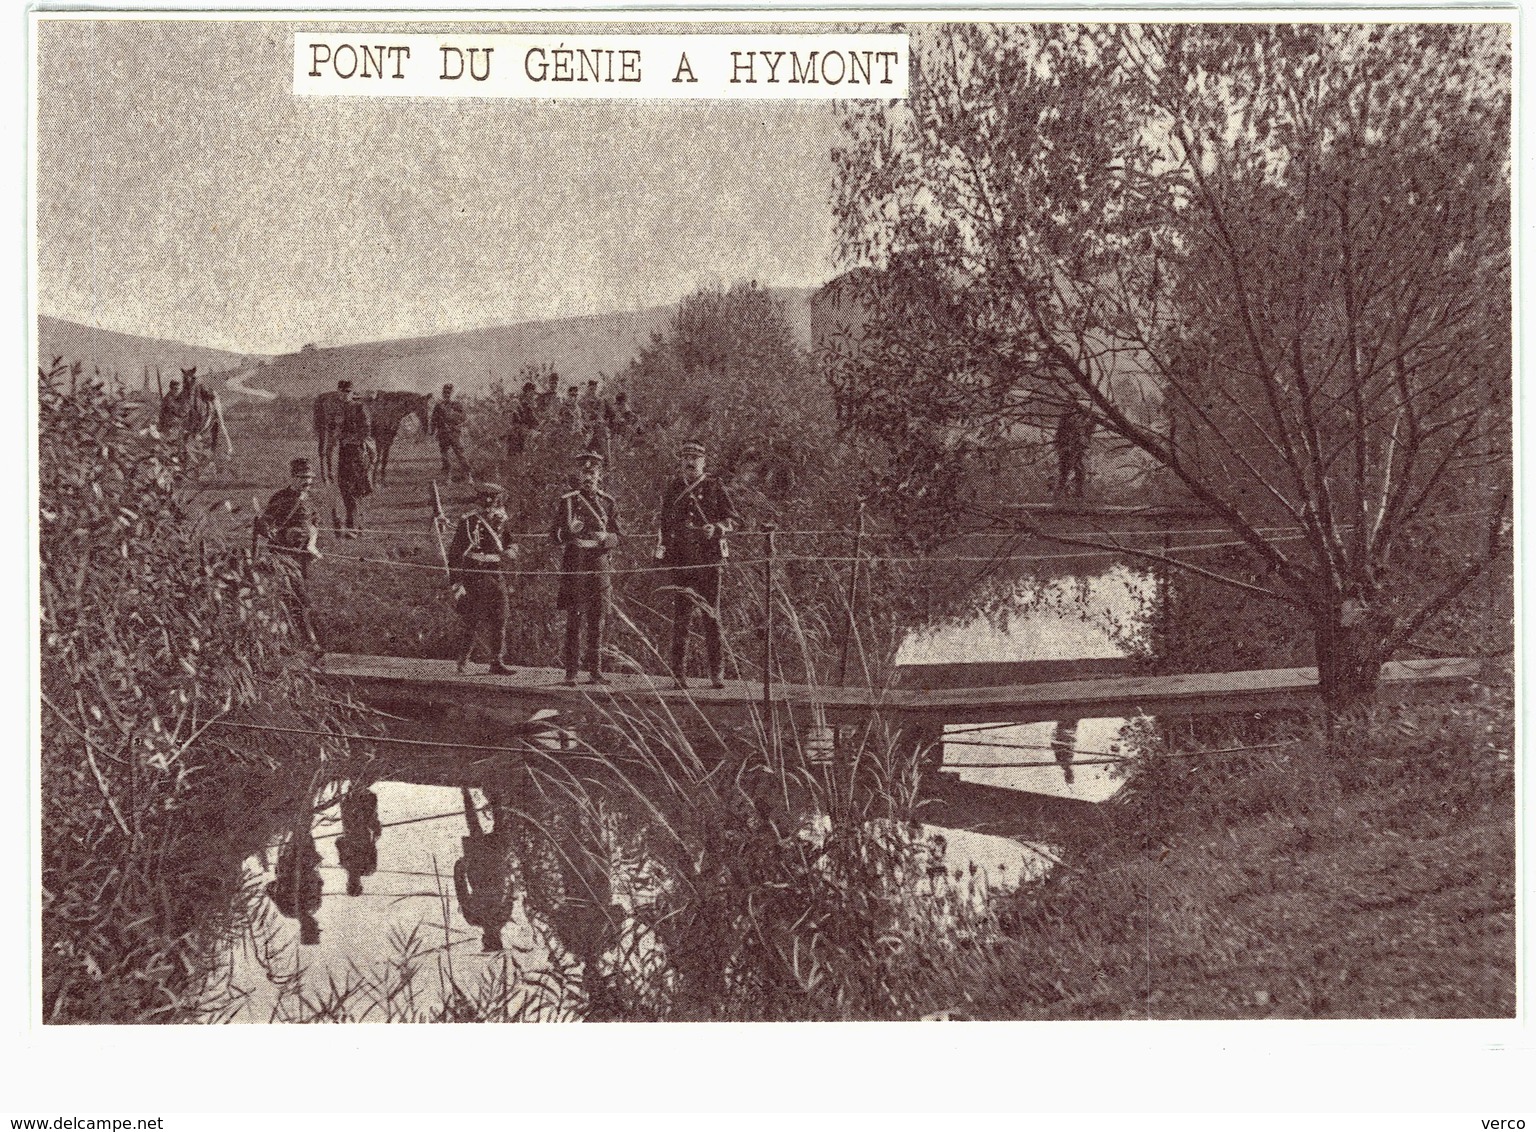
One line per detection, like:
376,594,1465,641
310,532,1310,576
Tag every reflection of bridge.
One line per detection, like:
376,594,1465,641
324,653,1478,728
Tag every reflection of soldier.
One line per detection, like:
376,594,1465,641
334,786,382,896
552,451,620,685
454,788,517,952
448,483,519,675
268,826,323,945
1054,405,1094,501
1049,719,1080,786
256,458,321,647
658,440,738,689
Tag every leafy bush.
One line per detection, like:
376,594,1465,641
39,375,369,1022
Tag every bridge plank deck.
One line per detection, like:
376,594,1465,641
322,654,1478,726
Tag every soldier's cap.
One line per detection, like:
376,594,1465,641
290,458,314,477
474,482,506,500
442,383,454,394
679,440,707,458
337,380,353,392
574,449,606,466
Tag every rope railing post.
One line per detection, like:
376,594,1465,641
836,498,865,688
761,521,777,738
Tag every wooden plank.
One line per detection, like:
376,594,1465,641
322,654,1478,726
894,656,1139,691
896,657,1478,724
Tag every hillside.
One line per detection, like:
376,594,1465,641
37,315,263,387
39,287,817,404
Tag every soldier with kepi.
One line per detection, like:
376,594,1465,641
448,482,520,675
657,439,738,689
552,450,620,685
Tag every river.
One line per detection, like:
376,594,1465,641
216,562,1152,1020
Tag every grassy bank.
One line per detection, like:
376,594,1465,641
959,683,1517,1020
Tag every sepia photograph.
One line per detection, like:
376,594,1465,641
29,10,1516,1037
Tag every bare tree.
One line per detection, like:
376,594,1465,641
829,23,1511,710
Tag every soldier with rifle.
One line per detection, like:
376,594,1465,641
448,482,519,675
255,457,322,647
552,450,620,685
657,439,738,689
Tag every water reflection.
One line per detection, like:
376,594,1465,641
896,564,1153,803
267,822,323,946
335,785,381,897
455,786,518,953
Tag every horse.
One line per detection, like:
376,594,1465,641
172,367,232,460
312,390,346,483
368,391,433,485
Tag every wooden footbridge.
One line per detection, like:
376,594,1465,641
322,653,1479,728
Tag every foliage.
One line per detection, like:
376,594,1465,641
38,374,368,1022
829,24,1513,708
435,282,981,686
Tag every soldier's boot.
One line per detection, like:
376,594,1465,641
456,622,476,675
670,596,693,688
706,618,725,689
563,612,582,685
585,608,608,684
489,608,512,675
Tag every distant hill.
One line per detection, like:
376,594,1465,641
39,287,817,404
36,315,264,389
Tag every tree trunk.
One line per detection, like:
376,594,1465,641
1312,609,1391,716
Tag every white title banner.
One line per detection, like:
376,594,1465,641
294,33,908,99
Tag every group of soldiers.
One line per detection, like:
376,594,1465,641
256,436,738,689
444,436,736,687
500,374,642,467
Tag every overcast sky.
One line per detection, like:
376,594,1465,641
35,19,843,355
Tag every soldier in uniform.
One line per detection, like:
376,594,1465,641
579,379,604,426
557,385,585,435
335,385,375,536
448,482,519,675
1054,403,1095,502
312,379,348,482
657,440,738,689
504,380,541,464
429,382,472,481
256,457,322,646
156,378,183,434
552,451,620,685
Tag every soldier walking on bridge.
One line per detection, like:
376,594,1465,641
552,450,620,686
429,382,473,482
448,482,519,675
658,439,738,689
